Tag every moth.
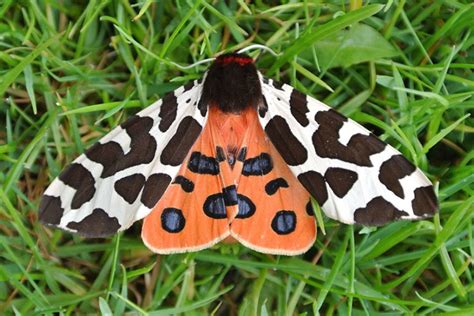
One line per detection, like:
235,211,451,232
39,52,438,255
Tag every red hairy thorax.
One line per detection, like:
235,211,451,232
216,55,254,66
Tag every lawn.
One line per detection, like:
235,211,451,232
1,1,473,315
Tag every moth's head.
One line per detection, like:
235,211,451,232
202,52,262,113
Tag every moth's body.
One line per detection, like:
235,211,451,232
39,52,438,255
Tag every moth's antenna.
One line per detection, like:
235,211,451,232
237,44,280,57
170,44,279,69
170,57,216,70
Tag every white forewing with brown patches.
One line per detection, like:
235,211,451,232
39,80,207,237
258,75,438,226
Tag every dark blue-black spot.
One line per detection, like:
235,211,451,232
173,176,194,193
265,178,289,195
223,185,238,206
242,153,273,176
161,208,186,233
188,152,220,175
271,210,296,235
203,193,227,219
236,194,256,219
237,147,247,162
216,146,226,162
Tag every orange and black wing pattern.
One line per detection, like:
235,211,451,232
142,110,231,253
142,106,316,255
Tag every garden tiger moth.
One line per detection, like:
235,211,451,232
39,52,438,255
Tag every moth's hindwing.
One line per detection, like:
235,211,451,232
259,75,438,226
39,81,207,237
141,112,231,253
229,108,316,255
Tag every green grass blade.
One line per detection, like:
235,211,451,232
268,4,384,73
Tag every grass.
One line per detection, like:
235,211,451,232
0,0,473,315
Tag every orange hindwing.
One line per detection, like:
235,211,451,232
142,107,316,255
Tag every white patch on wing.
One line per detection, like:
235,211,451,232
338,121,370,146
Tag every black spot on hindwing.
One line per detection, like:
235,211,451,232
66,208,121,237
271,210,296,235
203,185,240,219
236,194,256,219
412,186,438,216
379,155,416,198
173,176,195,193
59,163,95,209
242,153,273,176
161,117,203,166
265,178,289,195
188,152,220,175
265,116,308,166
298,171,328,206
114,174,146,204
39,195,64,225
324,167,358,198
289,89,309,127
203,193,227,219
161,208,186,233
223,185,238,206
141,173,172,208
313,110,386,166
86,116,157,177
354,197,409,226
